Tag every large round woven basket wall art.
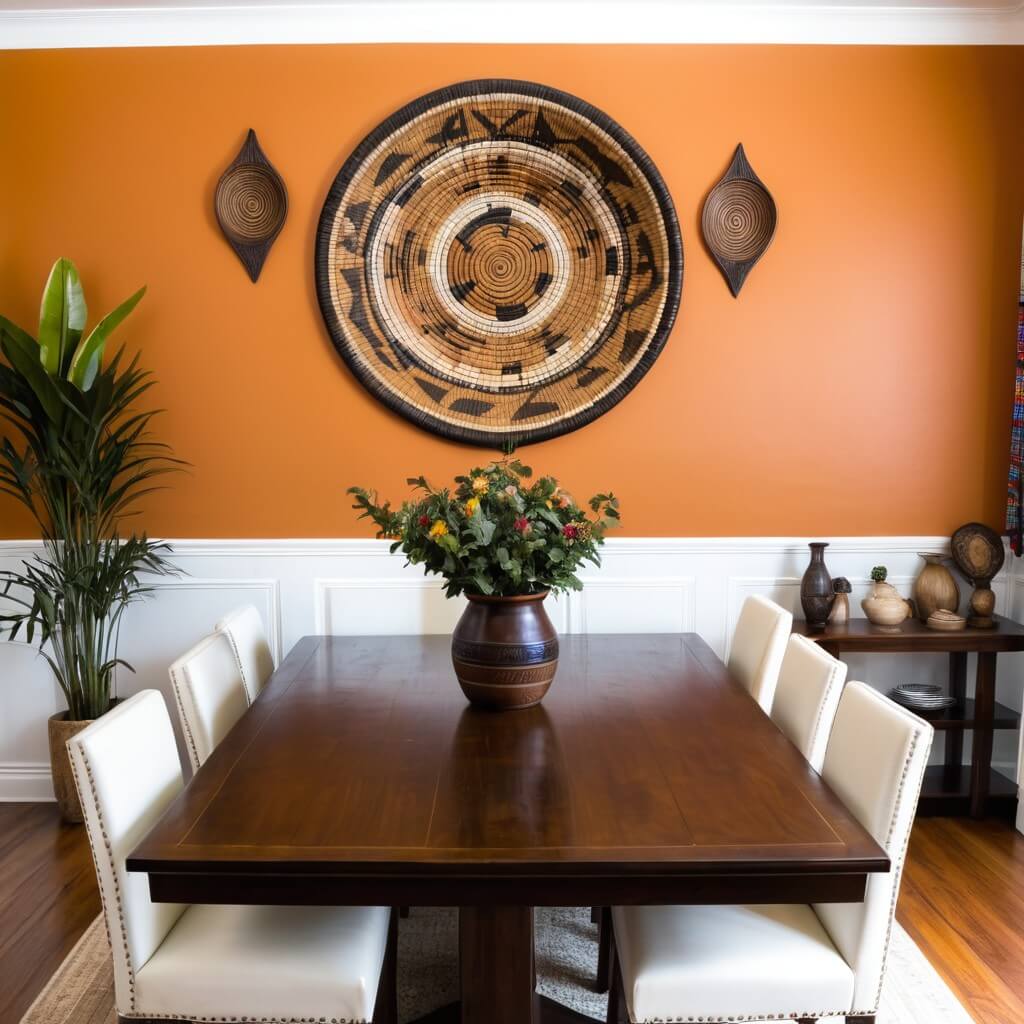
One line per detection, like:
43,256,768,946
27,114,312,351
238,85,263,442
315,79,682,447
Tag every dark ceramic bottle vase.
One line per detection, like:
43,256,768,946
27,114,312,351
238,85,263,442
801,542,835,628
451,592,559,710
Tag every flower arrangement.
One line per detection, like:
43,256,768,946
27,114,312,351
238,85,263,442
348,458,620,598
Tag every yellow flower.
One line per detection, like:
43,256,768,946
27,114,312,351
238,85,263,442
428,519,448,539
471,475,489,495
465,497,480,516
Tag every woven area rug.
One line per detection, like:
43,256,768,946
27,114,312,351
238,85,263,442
21,907,974,1024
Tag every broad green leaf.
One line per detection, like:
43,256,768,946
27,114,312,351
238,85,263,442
0,326,63,421
38,259,87,376
69,286,145,391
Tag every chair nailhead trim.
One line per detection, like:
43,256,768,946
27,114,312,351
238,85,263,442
638,1013,850,1021
70,743,139,1012
808,663,843,756
170,663,203,771
118,1016,373,1022
866,722,929,1014
221,626,255,708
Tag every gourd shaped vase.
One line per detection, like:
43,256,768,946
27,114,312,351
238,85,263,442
862,581,911,627
912,552,960,623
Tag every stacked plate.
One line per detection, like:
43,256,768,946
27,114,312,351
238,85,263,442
888,683,957,712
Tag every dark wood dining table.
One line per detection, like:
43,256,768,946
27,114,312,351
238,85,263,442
128,633,889,1024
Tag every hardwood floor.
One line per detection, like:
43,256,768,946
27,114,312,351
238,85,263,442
897,816,1024,1024
0,804,100,1024
0,802,1022,1024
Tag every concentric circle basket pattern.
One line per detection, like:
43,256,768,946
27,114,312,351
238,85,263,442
315,79,683,446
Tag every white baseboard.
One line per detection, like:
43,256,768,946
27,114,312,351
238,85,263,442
2,535,1022,802
0,763,54,801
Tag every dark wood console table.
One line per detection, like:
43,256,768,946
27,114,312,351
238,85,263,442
795,616,1024,819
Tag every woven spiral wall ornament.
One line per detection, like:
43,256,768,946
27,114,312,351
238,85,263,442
701,144,777,297
215,129,288,282
315,79,682,447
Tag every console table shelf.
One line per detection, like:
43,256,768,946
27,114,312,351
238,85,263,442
795,615,1024,819
920,698,1020,731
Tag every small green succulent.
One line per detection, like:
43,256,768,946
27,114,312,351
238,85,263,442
870,566,888,582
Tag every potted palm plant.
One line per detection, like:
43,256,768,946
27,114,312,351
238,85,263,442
0,258,180,821
349,458,619,710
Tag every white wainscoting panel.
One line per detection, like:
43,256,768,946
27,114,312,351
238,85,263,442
569,577,696,634
1,535,1021,805
315,578,468,636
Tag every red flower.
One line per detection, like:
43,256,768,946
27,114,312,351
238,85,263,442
514,516,530,534
562,524,579,540
418,514,430,527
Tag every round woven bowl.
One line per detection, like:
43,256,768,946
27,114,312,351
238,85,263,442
315,78,683,447
215,163,287,248
702,178,776,266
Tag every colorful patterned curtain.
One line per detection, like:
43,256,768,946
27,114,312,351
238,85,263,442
1008,221,1024,555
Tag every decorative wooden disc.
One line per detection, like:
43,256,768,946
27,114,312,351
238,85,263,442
316,79,682,447
215,129,288,283
702,144,776,297
951,522,1005,583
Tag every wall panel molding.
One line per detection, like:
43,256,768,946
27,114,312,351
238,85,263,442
0,1,1021,49
2,534,1021,800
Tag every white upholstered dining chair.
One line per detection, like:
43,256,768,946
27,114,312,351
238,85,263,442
169,630,249,771
727,594,792,712
607,682,933,1024
216,603,275,703
67,690,397,1024
770,633,848,772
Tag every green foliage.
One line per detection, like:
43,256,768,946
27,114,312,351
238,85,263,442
348,458,620,599
0,259,182,720
870,565,888,582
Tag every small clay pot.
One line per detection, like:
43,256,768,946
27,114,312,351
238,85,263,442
452,592,559,710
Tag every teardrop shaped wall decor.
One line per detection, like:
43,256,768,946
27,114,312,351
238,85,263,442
701,144,776,297
214,129,288,282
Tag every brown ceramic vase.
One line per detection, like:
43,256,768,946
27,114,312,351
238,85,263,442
452,591,559,710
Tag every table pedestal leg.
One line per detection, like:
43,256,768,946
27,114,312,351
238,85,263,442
459,906,539,1024
944,652,967,789
970,652,997,818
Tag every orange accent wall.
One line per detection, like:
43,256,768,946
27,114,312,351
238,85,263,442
1,45,1022,538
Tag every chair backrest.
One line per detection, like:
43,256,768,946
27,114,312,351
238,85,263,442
770,634,847,772
726,594,792,712
215,604,274,704
169,631,249,771
67,691,186,1015
813,682,933,1015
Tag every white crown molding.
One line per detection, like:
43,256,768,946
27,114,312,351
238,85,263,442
0,1,1022,49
